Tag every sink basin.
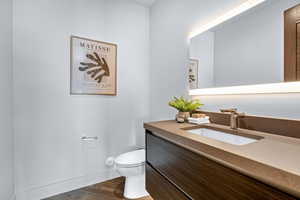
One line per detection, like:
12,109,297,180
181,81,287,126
187,128,258,146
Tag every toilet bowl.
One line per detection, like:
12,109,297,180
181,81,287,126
115,149,149,199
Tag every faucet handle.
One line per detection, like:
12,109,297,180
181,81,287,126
220,108,246,118
220,108,237,113
237,112,246,117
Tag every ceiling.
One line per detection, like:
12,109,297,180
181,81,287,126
134,0,156,7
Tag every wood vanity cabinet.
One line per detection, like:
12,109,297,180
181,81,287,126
146,164,189,200
145,130,298,200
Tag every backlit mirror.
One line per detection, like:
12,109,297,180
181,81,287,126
189,0,300,90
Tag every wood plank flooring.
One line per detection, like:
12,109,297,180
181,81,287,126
43,177,153,200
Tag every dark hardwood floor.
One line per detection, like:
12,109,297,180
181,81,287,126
43,177,153,200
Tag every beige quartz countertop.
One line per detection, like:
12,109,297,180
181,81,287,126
144,120,300,198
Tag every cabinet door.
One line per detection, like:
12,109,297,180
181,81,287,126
146,131,298,200
146,164,190,200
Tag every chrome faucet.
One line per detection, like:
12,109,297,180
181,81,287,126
220,108,245,130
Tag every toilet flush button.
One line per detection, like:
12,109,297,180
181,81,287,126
106,157,115,166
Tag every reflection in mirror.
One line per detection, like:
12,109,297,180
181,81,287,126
189,0,300,90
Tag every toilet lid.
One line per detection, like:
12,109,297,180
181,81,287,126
115,149,145,167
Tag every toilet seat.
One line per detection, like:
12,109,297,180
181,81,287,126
115,149,145,168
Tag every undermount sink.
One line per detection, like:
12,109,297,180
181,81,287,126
187,128,259,146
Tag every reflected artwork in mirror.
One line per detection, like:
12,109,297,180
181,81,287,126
189,0,300,90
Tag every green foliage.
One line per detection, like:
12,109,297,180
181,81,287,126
168,96,204,112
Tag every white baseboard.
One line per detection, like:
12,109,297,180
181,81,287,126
16,169,119,200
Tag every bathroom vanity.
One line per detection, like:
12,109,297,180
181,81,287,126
144,2,300,198
144,120,300,200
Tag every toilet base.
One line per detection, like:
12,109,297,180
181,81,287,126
124,174,149,199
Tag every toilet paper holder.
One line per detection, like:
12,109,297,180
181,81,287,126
81,136,98,140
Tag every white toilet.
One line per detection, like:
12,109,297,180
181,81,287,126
115,149,149,199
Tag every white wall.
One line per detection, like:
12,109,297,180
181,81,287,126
190,31,215,88
150,0,300,122
150,0,247,120
13,0,149,199
11,1,300,200
214,0,300,87
0,0,14,199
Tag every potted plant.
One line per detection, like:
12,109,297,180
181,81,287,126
168,96,204,122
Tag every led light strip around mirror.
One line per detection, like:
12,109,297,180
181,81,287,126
189,82,300,96
189,0,267,39
188,0,300,96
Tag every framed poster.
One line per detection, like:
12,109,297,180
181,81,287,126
189,59,198,89
70,36,117,95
